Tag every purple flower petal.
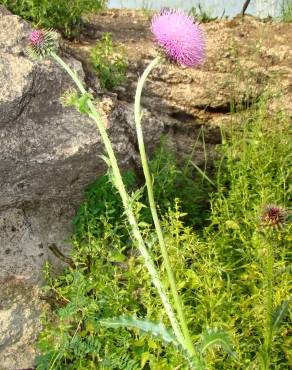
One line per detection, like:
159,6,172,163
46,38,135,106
151,9,205,67
30,30,44,46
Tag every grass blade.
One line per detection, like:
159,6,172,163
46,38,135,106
272,299,290,332
190,161,215,186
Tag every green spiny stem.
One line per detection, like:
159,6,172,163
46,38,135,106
263,236,274,369
50,52,185,350
134,56,197,360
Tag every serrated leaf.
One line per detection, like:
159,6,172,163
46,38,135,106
199,328,237,359
76,92,93,113
99,316,179,346
272,299,290,331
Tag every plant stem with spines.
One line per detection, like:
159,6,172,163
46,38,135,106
50,51,186,352
263,234,274,370
134,56,198,363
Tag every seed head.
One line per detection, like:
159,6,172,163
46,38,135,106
151,9,205,67
27,29,58,59
260,204,289,230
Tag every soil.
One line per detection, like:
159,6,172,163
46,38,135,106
63,9,292,123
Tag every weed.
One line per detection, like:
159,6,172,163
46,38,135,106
89,33,128,90
0,0,106,37
37,100,291,369
204,100,291,368
281,0,292,22
188,3,218,23
72,141,211,243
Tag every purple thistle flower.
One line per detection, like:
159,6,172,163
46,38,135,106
27,29,58,59
30,30,44,46
260,204,289,230
151,9,205,67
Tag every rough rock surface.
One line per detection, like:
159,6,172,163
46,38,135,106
0,7,163,370
0,277,43,370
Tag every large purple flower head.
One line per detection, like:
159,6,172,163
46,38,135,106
151,9,205,67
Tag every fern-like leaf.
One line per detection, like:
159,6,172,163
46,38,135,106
272,299,290,331
199,328,237,359
99,316,179,346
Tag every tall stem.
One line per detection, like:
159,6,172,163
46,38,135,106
51,52,185,349
263,236,274,369
134,56,197,359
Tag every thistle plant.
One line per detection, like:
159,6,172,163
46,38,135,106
260,205,289,231
257,205,291,369
28,10,234,369
134,8,205,365
27,29,58,59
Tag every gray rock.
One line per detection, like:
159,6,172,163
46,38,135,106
0,277,42,370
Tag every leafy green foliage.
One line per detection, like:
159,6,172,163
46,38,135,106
1,0,106,37
281,0,292,22
202,101,291,368
61,89,93,114
37,214,188,369
71,170,136,242
272,300,291,332
146,142,212,229
199,328,237,359
72,142,211,244
37,102,291,369
89,33,128,90
188,4,218,23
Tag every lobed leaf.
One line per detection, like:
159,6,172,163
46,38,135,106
199,327,237,359
99,316,180,346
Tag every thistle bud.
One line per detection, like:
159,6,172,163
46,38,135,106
260,204,289,231
27,29,59,60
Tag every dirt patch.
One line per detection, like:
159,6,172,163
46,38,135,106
64,10,292,123
60,9,291,166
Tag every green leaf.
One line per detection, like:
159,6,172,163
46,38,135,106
272,299,290,331
99,316,179,346
138,221,151,228
199,328,237,359
60,88,79,107
108,250,126,262
190,161,215,186
99,155,112,168
141,351,150,368
76,92,93,113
